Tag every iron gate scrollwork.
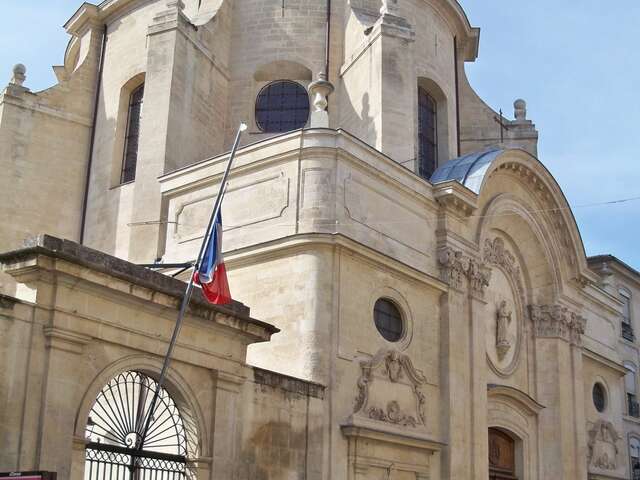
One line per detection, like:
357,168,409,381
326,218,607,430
84,370,192,480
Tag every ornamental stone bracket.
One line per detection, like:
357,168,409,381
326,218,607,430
350,349,428,429
438,247,491,296
587,419,621,472
529,304,586,346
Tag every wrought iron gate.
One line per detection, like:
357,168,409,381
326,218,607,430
85,444,187,480
84,371,190,480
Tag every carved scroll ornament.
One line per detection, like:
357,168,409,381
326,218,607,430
483,237,524,295
353,349,427,428
587,420,620,470
529,304,586,346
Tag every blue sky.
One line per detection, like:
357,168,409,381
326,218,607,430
1,1,639,268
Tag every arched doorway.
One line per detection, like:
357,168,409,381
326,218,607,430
84,370,191,480
489,428,518,480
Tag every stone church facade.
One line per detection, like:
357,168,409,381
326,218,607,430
1,1,639,479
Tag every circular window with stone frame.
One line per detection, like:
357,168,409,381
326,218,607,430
255,80,310,133
593,382,607,412
373,298,404,343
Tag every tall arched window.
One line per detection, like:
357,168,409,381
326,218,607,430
84,371,190,479
626,363,639,417
621,288,634,341
121,84,144,184
418,87,438,179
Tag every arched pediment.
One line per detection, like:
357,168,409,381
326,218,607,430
488,384,544,417
432,147,597,289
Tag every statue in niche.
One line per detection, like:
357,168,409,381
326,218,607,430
496,300,513,360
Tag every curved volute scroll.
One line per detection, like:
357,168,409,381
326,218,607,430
351,348,428,429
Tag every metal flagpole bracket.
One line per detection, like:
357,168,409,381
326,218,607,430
136,122,247,451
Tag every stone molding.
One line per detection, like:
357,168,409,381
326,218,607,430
352,349,427,428
43,326,91,355
438,247,491,296
529,304,586,346
587,419,620,471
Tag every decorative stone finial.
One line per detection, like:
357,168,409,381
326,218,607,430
11,64,26,86
308,72,335,128
514,99,527,122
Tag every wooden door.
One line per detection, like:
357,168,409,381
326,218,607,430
488,428,518,480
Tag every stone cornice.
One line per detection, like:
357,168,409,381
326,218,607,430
529,304,586,346
433,181,478,218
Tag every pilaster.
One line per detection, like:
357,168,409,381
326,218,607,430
437,243,491,479
530,304,587,479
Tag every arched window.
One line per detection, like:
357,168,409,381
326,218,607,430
626,362,639,417
84,371,190,479
620,288,634,341
255,80,309,133
121,84,144,183
417,87,437,179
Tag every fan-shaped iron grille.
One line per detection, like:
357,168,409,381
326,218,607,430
84,371,190,480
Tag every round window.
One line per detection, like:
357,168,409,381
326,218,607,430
255,80,310,133
593,382,607,412
374,298,403,342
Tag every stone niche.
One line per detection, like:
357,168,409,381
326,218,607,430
483,237,524,377
341,349,442,480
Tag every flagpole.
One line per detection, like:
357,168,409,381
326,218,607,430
136,122,247,450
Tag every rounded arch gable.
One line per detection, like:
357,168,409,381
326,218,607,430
470,148,595,293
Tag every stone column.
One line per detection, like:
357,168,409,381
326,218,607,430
530,304,587,479
37,327,91,478
210,371,246,479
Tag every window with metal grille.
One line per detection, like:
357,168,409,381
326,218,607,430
621,289,634,341
255,80,309,133
121,84,144,184
84,370,191,480
373,298,404,342
418,87,437,180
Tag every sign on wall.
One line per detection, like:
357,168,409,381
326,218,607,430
0,473,56,480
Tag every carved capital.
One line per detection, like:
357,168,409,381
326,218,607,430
529,304,586,346
438,247,490,295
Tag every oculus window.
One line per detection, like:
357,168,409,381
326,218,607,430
121,84,144,184
418,87,437,179
374,298,403,342
255,80,309,133
592,382,607,412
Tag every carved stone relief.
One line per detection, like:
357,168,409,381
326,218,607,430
353,349,427,428
495,300,513,360
438,247,491,296
587,420,620,471
483,237,524,296
529,304,586,346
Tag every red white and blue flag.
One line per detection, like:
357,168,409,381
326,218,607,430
193,212,231,305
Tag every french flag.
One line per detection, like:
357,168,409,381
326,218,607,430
193,212,232,305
